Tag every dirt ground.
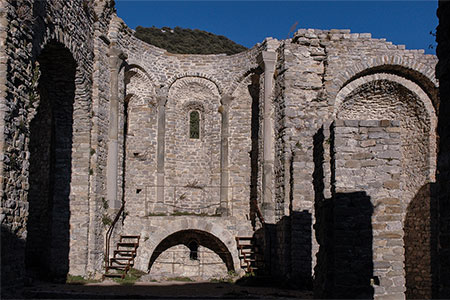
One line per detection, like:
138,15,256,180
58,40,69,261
20,279,313,299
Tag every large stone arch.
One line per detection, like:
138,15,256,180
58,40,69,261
333,73,438,299
134,219,240,272
334,73,437,183
148,229,234,278
330,59,438,110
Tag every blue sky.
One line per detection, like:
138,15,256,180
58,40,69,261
115,1,437,54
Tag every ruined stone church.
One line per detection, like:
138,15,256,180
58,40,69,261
1,0,445,299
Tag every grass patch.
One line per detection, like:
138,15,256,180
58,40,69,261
102,214,112,226
147,212,167,217
209,271,237,283
166,276,194,282
66,274,100,285
209,277,233,283
113,268,146,286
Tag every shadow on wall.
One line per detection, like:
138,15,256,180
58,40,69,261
262,211,312,290
250,126,374,297
25,40,76,283
313,126,374,299
404,182,439,299
1,225,27,298
436,2,450,297
314,192,374,299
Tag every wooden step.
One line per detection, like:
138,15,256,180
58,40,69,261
117,242,138,247
121,235,140,238
244,258,256,262
114,250,136,257
105,233,141,280
110,257,133,261
110,258,133,265
236,235,262,275
238,245,253,250
106,265,128,270
235,237,253,241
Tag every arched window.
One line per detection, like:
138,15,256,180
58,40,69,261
189,110,200,139
188,240,199,260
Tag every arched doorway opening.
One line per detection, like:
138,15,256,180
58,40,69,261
25,41,76,282
148,230,234,279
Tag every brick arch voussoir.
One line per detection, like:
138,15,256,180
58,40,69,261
166,73,223,97
36,27,92,69
226,68,257,97
125,62,159,87
124,64,158,107
330,57,437,107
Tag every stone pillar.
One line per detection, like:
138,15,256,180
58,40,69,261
260,51,277,223
156,91,167,212
219,94,233,215
106,44,126,209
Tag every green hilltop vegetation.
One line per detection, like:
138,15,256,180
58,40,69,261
134,26,248,55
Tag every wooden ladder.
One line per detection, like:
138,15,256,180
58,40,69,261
103,235,140,279
235,236,261,274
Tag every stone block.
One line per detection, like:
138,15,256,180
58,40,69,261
359,120,380,127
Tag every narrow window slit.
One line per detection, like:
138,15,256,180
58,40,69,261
189,111,200,139
188,240,199,260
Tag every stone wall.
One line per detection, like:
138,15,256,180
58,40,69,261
437,1,450,298
0,0,110,294
404,183,437,299
329,120,403,299
150,245,228,280
268,28,438,298
0,2,442,298
164,78,221,214
111,21,266,278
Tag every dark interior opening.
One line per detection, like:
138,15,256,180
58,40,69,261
149,230,234,272
188,240,199,260
25,40,76,282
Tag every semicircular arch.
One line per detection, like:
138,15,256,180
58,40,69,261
148,229,234,272
166,73,223,96
331,58,438,110
135,219,240,272
125,63,158,86
124,64,156,106
334,72,437,183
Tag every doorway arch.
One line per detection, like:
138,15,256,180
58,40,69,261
25,40,76,281
148,229,234,276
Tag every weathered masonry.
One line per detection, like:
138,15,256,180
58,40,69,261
0,1,446,299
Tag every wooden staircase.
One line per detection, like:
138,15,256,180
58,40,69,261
103,235,140,279
235,236,261,274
